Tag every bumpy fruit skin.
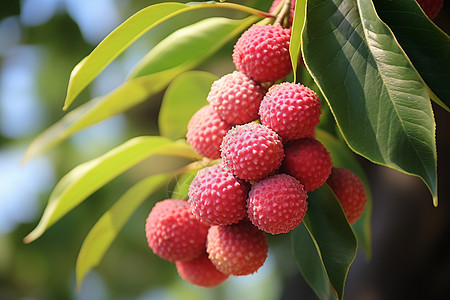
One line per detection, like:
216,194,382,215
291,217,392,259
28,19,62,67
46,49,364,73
417,0,443,19
188,164,249,226
233,24,292,83
259,82,322,142
175,252,229,288
207,71,265,125
282,138,332,192
186,105,232,159
269,0,296,27
207,220,268,276
247,174,308,234
221,123,284,181
145,199,209,262
327,167,367,224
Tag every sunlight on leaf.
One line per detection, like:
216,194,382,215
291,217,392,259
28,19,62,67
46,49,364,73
23,137,201,243
289,0,307,82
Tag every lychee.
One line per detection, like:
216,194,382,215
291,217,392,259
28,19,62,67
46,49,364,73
282,138,332,192
259,82,322,142
207,220,268,276
145,199,209,262
232,24,292,83
417,0,443,19
326,167,367,224
207,71,265,125
221,123,284,181
175,252,229,288
247,174,308,234
188,163,249,226
186,105,232,159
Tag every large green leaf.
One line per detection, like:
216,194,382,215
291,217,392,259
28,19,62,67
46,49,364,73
373,0,450,111
63,2,265,109
289,0,307,81
291,185,357,300
316,129,372,256
76,173,173,289
128,16,259,79
23,16,259,163
159,71,218,140
23,137,201,243
302,0,437,205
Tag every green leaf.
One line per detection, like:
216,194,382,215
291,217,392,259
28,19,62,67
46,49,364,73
291,185,357,300
23,137,201,244
289,0,307,82
316,129,372,257
303,0,437,205
129,16,259,79
373,0,450,111
76,173,173,289
23,70,175,163
159,71,218,140
63,2,265,109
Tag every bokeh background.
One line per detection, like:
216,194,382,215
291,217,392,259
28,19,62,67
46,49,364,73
1,0,449,299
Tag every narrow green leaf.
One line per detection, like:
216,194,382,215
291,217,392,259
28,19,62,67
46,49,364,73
63,2,265,109
22,69,177,163
289,0,307,82
316,129,372,257
23,16,260,163
373,0,450,111
303,0,437,205
76,173,173,289
23,137,201,244
159,71,218,140
128,16,259,79
291,185,357,300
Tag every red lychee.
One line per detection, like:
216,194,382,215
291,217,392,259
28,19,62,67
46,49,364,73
282,138,332,192
145,199,209,262
259,82,322,142
186,105,232,159
232,24,292,83
416,0,443,19
175,252,229,288
207,71,265,125
327,167,367,224
247,174,308,234
220,123,284,181
207,220,268,276
188,163,249,226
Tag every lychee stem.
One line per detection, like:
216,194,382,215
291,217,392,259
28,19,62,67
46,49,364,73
274,0,292,26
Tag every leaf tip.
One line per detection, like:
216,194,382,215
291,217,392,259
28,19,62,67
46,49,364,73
433,196,438,207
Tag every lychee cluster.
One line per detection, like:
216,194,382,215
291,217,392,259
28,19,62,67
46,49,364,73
145,0,368,288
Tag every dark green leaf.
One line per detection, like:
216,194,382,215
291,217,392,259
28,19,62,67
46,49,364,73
23,137,201,243
373,0,450,111
159,71,218,140
316,129,372,257
303,0,437,205
291,185,357,300
76,173,173,288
